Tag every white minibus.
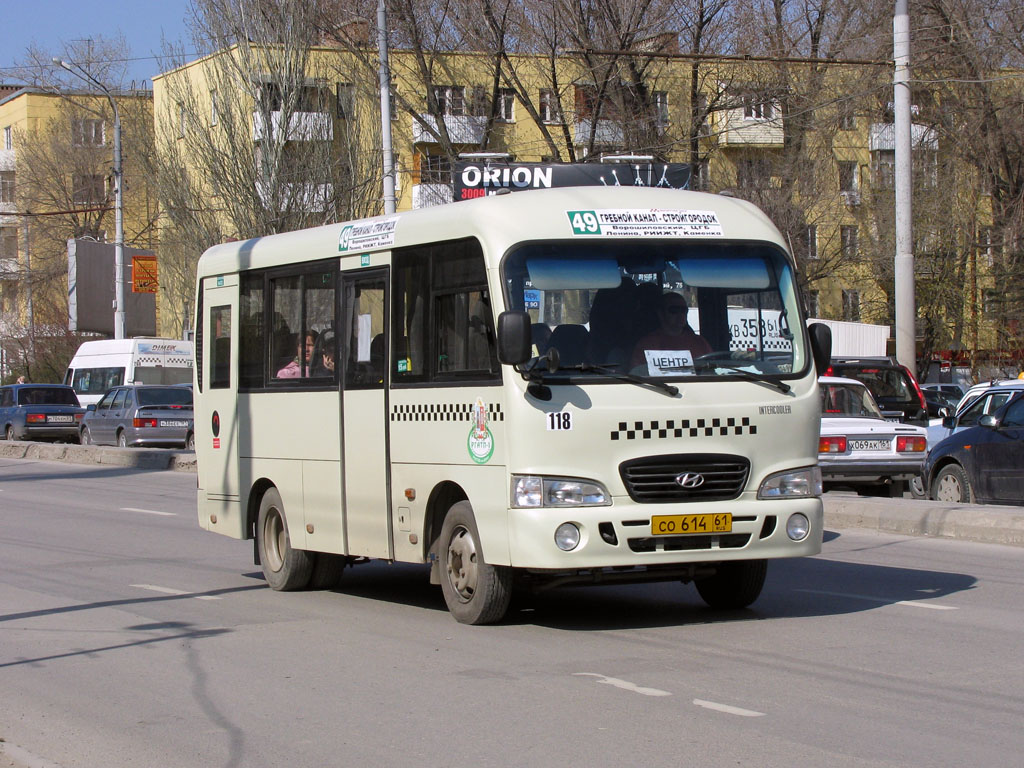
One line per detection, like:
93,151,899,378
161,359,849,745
193,186,832,624
64,338,194,406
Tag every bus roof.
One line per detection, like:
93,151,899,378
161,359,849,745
196,186,788,278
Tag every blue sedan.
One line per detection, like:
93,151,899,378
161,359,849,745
924,390,1024,505
0,384,84,442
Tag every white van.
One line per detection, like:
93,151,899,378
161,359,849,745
63,338,194,406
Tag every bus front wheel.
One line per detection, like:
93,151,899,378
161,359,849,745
695,559,767,609
439,501,512,625
257,488,314,591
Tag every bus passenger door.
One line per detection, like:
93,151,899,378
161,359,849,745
197,276,243,534
340,271,391,559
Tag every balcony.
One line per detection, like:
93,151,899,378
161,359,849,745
716,110,784,147
869,123,938,151
573,119,624,147
257,182,334,212
412,114,487,145
412,183,453,209
252,111,333,143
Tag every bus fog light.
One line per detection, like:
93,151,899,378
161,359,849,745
786,513,810,541
554,523,581,551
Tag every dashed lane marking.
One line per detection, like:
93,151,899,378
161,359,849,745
573,673,671,697
693,699,766,717
121,507,176,516
131,584,221,600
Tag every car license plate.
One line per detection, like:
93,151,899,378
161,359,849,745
160,420,189,428
651,513,732,536
46,415,74,423
849,439,890,451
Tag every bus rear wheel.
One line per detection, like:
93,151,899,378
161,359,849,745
695,559,767,609
257,488,314,591
439,501,512,625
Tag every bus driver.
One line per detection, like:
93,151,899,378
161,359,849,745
630,292,711,374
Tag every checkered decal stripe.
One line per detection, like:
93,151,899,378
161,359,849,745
136,355,193,367
391,403,504,422
610,417,756,440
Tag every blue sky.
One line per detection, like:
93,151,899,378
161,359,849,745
1,1,195,87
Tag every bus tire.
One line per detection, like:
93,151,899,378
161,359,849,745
257,488,314,591
695,559,767,609
439,501,512,625
309,553,348,590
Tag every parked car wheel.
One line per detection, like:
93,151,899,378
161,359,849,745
81,426,93,445
117,431,128,449
909,475,927,499
185,432,195,451
931,464,974,504
6,425,18,441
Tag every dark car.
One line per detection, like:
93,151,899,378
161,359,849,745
0,384,84,442
924,389,1024,505
80,385,194,449
825,357,928,425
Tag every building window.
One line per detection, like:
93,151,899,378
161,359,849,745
71,118,105,146
3,126,11,150
840,225,859,259
842,289,860,322
432,85,465,117
872,150,895,190
807,289,820,318
653,91,669,128
497,88,515,122
0,171,15,203
805,225,819,260
337,83,354,119
743,93,773,120
737,154,770,189
979,227,1002,268
419,153,451,184
839,161,858,192
73,174,107,205
210,92,219,126
1,226,17,259
539,89,560,123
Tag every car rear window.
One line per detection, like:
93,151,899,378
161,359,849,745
17,387,80,406
137,388,194,407
836,367,914,404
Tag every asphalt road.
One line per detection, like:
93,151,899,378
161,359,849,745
2,458,1024,768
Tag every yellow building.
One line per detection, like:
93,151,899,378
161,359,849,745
149,44,1001,370
0,85,156,381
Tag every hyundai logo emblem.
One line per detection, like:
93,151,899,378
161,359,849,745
675,472,705,489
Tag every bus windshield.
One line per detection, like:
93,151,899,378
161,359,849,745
503,240,807,381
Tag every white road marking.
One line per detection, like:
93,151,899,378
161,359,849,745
573,673,671,697
131,584,220,600
693,699,766,717
121,507,176,516
796,588,958,610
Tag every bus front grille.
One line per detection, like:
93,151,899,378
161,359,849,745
619,454,750,503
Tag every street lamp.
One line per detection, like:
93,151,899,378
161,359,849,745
54,58,125,339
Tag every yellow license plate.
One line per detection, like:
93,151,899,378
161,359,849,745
651,513,732,536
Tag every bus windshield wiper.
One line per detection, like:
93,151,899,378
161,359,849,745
694,362,791,394
560,362,679,397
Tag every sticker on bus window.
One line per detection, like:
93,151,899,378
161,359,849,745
567,209,723,238
467,397,494,464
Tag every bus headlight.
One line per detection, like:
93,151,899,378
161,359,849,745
757,466,822,499
511,476,611,508
786,513,811,541
554,523,581,551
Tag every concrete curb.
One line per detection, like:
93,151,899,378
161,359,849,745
0,441,196,472
824,495,1024,547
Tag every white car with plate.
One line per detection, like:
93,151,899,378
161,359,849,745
818,376,928,497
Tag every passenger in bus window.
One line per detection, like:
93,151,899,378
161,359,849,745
277,330,319,378
630,292,711,373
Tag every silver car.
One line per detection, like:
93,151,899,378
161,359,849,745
80,385,194,449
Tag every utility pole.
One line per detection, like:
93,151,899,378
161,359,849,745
377,0,396,215
893,0,915,376
55,58,126,339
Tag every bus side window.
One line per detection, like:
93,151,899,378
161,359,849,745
211,305,232,389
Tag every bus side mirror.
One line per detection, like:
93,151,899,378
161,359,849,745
496,311,532,365
808,322,832,375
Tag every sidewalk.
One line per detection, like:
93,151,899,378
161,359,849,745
3,441,1022,548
